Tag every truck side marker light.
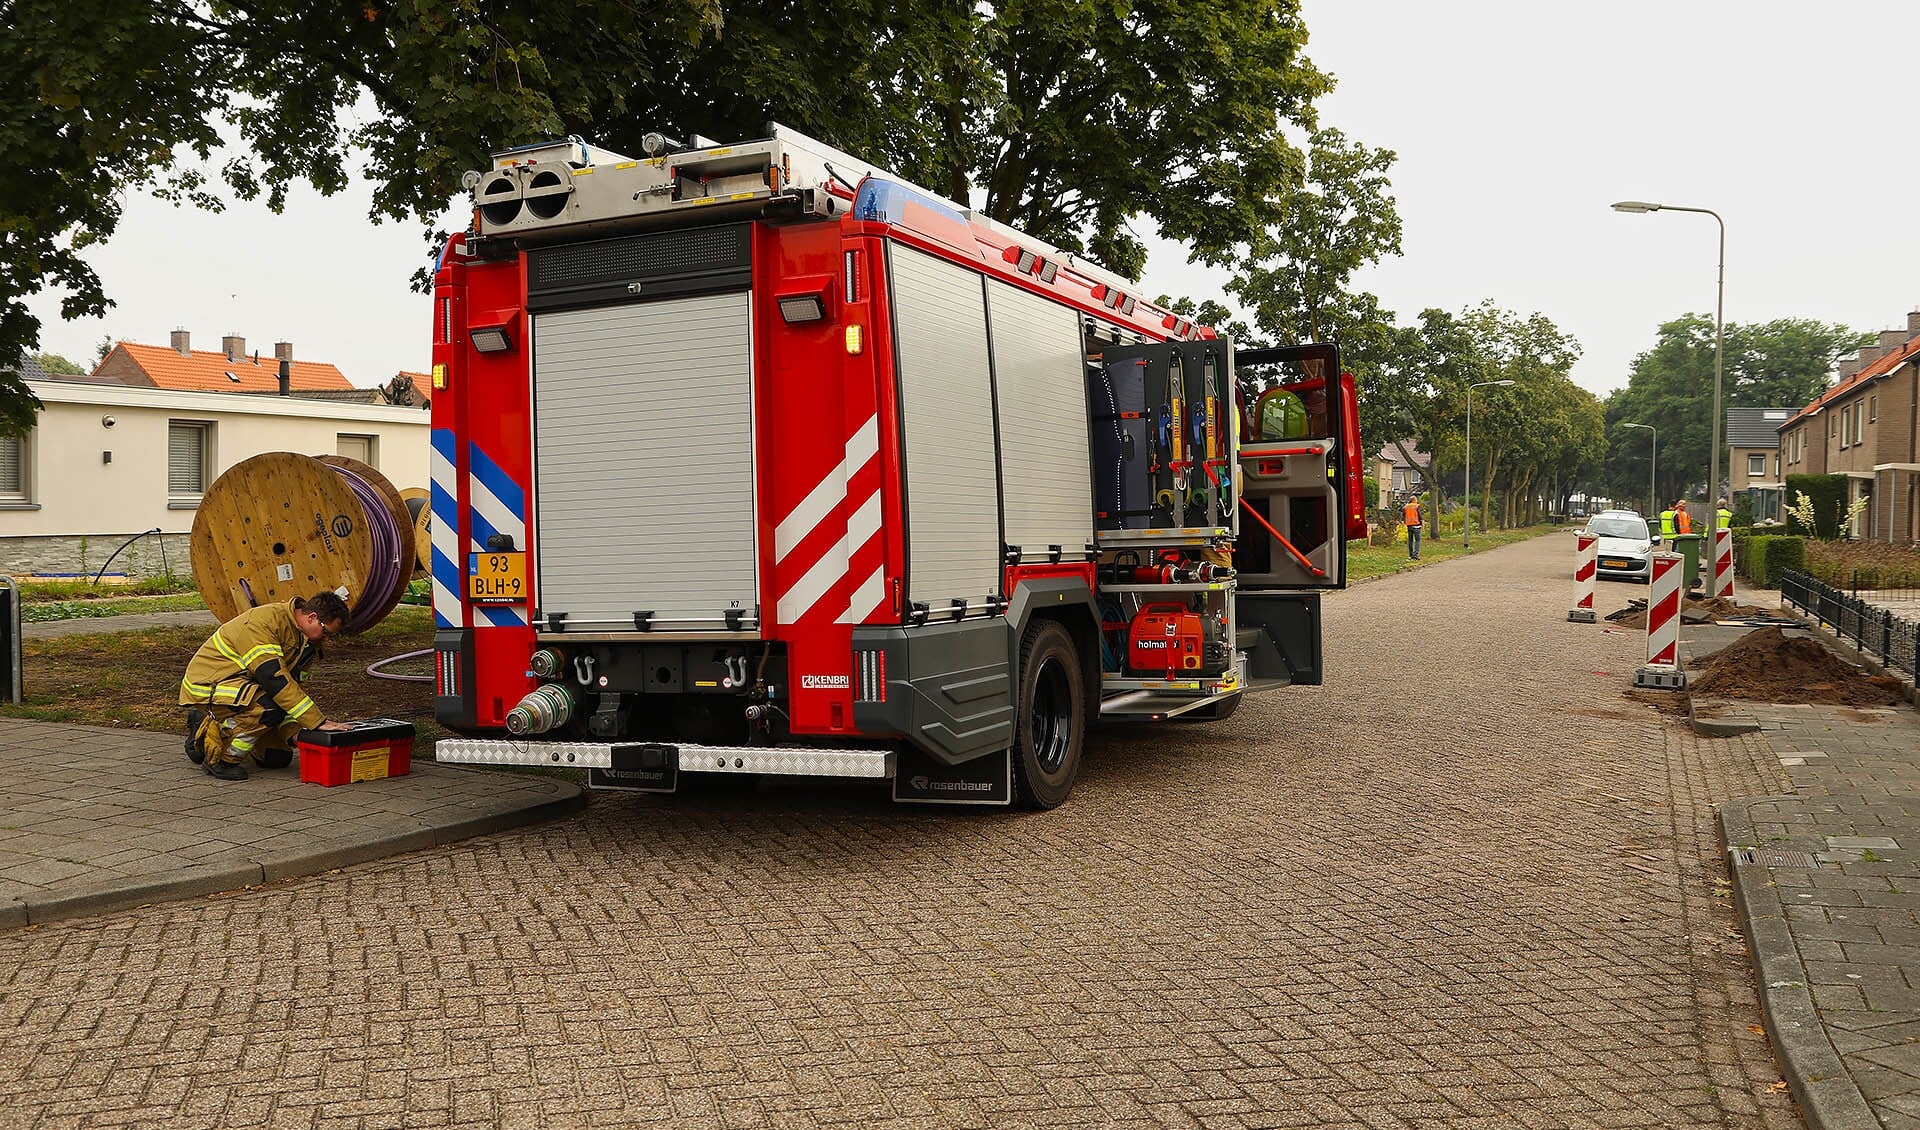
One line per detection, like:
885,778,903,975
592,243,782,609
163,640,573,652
431,363,448,390
845,324,863,354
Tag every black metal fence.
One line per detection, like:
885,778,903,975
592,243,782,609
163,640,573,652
1780,569,1919,680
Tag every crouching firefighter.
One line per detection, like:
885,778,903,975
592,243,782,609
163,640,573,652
179,592,353,780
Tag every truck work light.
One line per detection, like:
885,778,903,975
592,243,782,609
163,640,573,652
778,294,828,323
471,326,513,353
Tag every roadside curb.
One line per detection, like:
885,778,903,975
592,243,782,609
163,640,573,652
1719,799,1882,1130
10,777,586,929
1689,697,1762,737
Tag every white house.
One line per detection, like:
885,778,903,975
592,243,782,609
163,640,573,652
2,378,429,579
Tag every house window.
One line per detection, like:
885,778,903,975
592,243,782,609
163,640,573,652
168,421,212,496
1748,454,1764,477
0,432,25,500
1854,403,1867,445
1869,395,1877,423
337,434,377,467
1774,454,1780,477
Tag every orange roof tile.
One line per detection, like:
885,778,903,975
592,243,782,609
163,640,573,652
1781,335,1920,430
108,342,354,393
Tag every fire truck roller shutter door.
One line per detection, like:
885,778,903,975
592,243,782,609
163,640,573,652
890,244,1002,610
986,280,1094,560
531,292,758,630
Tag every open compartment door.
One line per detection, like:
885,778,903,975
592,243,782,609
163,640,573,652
1232,342,1360,592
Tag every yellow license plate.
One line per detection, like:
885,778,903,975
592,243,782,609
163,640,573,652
468,552,527,602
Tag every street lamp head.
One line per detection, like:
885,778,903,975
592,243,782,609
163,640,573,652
1492,379,1515,387
1611,200,1662,213
1622,422,1651,430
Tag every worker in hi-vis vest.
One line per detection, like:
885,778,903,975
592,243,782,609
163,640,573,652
1403,494,1423,560
1673,499,1693,535
1716,499,1733,529
1659,505,1678,537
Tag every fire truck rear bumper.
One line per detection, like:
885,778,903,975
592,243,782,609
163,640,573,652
435,739,895,779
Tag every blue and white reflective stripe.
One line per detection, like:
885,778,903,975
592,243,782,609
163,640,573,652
429,428,462,628
467,441,527,554
468,441,528,627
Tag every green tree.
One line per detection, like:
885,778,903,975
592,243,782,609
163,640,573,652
29,352,84,376
1603,314,1866,503
3,0,1336,436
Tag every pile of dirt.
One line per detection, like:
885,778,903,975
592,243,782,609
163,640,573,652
1687,627,1906,706
1692,596,1771,619
1607,595,1773,629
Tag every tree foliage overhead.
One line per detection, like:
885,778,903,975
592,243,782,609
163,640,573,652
2,0,1334,436
1601,315,1868,503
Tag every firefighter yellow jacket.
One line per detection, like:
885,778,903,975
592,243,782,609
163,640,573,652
178,601,328,728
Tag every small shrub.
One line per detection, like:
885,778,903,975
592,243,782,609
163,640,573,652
1744,535,1805,586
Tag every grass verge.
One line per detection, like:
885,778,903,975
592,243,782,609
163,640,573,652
1,605,443,745
1346,523,1563,582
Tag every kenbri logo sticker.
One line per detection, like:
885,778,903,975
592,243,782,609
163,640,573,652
799,674,850,689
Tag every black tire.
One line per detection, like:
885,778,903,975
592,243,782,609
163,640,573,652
1011,619,1085,810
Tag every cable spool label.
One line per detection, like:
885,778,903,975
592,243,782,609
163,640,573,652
276,564,294,582
331,514,355,539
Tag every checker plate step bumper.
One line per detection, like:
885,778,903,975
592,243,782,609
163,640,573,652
436,738,895,778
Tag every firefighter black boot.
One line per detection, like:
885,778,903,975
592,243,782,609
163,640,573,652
204,758,248,781
185,709,207,764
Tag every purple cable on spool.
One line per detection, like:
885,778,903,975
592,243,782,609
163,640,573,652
327,464,405,634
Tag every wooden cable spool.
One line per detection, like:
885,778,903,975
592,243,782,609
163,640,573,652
317,454,415,627
189,452,413,629
398,487,432,579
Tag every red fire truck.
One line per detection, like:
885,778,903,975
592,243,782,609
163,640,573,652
429,125,1364,808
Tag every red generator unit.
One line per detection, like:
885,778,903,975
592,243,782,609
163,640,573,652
1127,604,1205,676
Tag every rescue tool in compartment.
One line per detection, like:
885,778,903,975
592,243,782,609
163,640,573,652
426,123,1365,811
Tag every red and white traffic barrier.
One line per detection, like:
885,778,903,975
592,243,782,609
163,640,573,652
1634,552,1687,690
1568,532,1597,623
1711,529,1734,599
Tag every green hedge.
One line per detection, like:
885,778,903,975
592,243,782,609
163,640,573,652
1741,535,1805,586
1784,473,1846,539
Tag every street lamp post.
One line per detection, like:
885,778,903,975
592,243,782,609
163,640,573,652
1622,422,1656,521
1463,379,1516,548
1612,200,1725,595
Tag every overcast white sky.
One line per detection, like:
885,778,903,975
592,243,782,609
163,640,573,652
26,1,1920,396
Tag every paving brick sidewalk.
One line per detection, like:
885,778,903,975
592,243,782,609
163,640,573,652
1718,699,1920,1130
0,718,582,928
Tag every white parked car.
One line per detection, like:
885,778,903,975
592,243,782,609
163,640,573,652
1582,510,1658,581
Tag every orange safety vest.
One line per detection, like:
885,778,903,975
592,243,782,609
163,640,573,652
1675,507,1692,534
1403,500,1421,527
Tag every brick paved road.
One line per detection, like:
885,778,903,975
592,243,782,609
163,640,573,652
0,536,1802,1128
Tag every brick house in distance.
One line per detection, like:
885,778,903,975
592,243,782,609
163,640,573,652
1775,312,1920,542
1726,407,1793,523
94,330,352,395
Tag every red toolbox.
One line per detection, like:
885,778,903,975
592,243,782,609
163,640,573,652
296,719,416,786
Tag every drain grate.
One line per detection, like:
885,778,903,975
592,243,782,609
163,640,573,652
1732,847,1821,869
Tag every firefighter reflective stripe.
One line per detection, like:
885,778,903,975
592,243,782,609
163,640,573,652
211,631,246,667
775,416,878,563
287,696,316,720
429,427,462,628
180,679,255,706
238,643,283,667
778,493,882,624
468,441,529,628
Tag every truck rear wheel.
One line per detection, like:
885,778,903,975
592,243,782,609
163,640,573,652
1012,619,1085,810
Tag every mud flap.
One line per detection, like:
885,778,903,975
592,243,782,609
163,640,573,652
585,742,680,793
893,746,1012,806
